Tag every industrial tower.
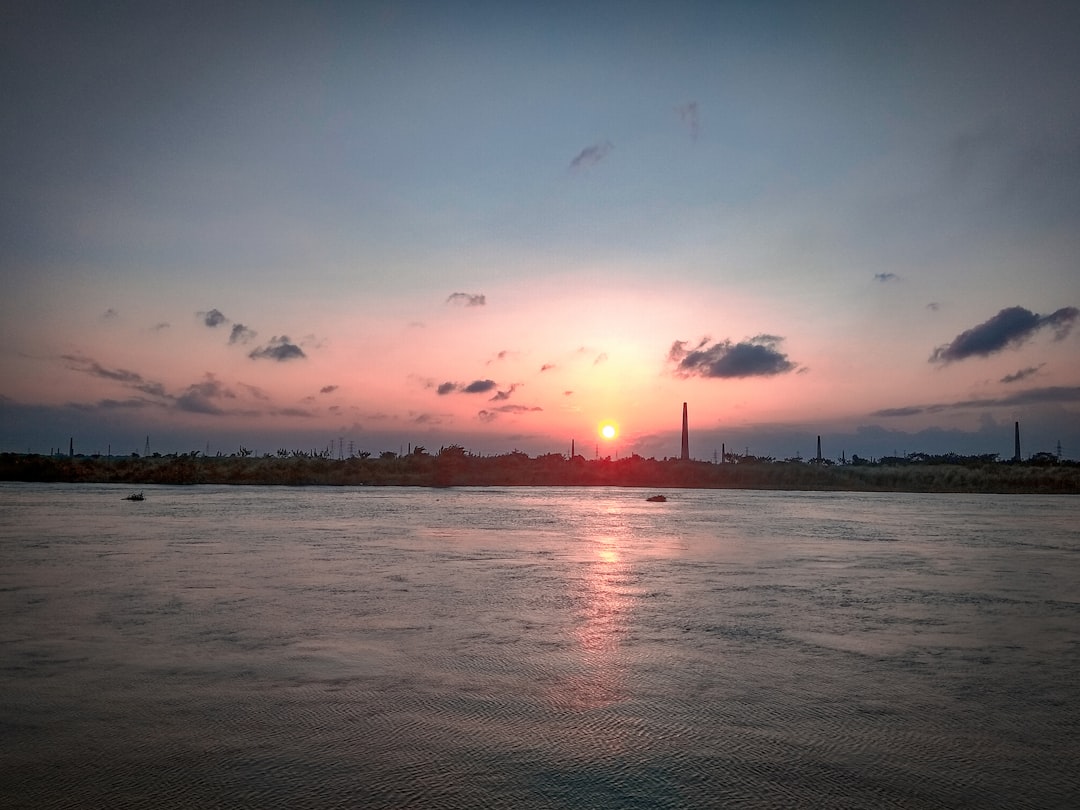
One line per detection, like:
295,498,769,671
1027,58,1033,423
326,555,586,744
681,402,689,461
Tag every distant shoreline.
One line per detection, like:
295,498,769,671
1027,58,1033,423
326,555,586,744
3,452,1078,495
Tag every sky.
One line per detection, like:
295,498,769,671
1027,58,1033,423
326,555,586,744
3,0,1079,461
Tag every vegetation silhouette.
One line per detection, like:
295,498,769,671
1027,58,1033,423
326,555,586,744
2,448,1078,493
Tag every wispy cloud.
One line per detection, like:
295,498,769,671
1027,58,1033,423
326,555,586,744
489,384,520,402
874,272,899,282
320,385,339,394
1001,365,1043,384
540,363,555,372
872,386,1080,417
249,336,306,361
930,305,1078,363
477,404,542,422
669,335,797,379
675,101,699,141
446,292,486,307
570,140,613,170
593,353,608,366
102,308,119,320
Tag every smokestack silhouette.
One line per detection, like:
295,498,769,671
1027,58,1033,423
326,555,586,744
1014,421,1021,462
681,402,689,461
816,435,822,465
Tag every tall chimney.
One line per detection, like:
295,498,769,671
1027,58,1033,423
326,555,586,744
69,437,73,458
681,402,689,461
816,435,822,465
1014,421,1021,462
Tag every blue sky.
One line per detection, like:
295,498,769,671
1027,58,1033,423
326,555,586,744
3,1,1078,460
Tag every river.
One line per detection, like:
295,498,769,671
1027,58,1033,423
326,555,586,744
2,484,1078,808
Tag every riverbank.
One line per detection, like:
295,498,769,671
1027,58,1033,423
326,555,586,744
3,452,1078,494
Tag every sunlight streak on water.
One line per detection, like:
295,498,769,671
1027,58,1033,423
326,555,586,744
1,484,1078,808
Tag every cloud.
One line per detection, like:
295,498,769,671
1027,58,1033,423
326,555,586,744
249,336,306,361
437,379,503,396
570,140,613,170
102,308,119,320
200,308,227,328
320,385,339,394
1001,365,1043,384
669,335,797,379
872,386,1080,417
540,363,555,372
926,302,941,312
463,379,497,394
874,273,899,282
477,404,542,422
239,383,269,401
274,407,314,418
62,355,144,385
593,353,608,366
675,101,699,140
490,384,520,402
930,306,1078,363
446,292,486,307
229,324,256,345
151,322,170,331
176,373,234,415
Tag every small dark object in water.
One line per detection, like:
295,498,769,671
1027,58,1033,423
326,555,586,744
124,492,144,501
646,494,667,502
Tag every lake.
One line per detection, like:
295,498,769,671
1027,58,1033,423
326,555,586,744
2,483,1078,808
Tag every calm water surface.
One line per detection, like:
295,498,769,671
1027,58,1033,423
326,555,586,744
2,483,1078,808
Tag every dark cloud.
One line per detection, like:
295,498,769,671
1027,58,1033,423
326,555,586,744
200,308,227,328
490,384,520,402
872,386,1080,417
675,101,699,141
874,273,899,282
926,302,941,312
176,375,234,415
570,140,613,170
669,335,797,379
229,324,256,345
320,385,339,394
463,379,497,394
437,382,457,395
249,336,306,361
540,363,555,372
446,292,486,307
1001,365,1043,384
930,306,1078,363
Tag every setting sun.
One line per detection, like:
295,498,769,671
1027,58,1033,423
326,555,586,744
600,423,617,440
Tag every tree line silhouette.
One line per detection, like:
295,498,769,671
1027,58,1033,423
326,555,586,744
2,447,1077,493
